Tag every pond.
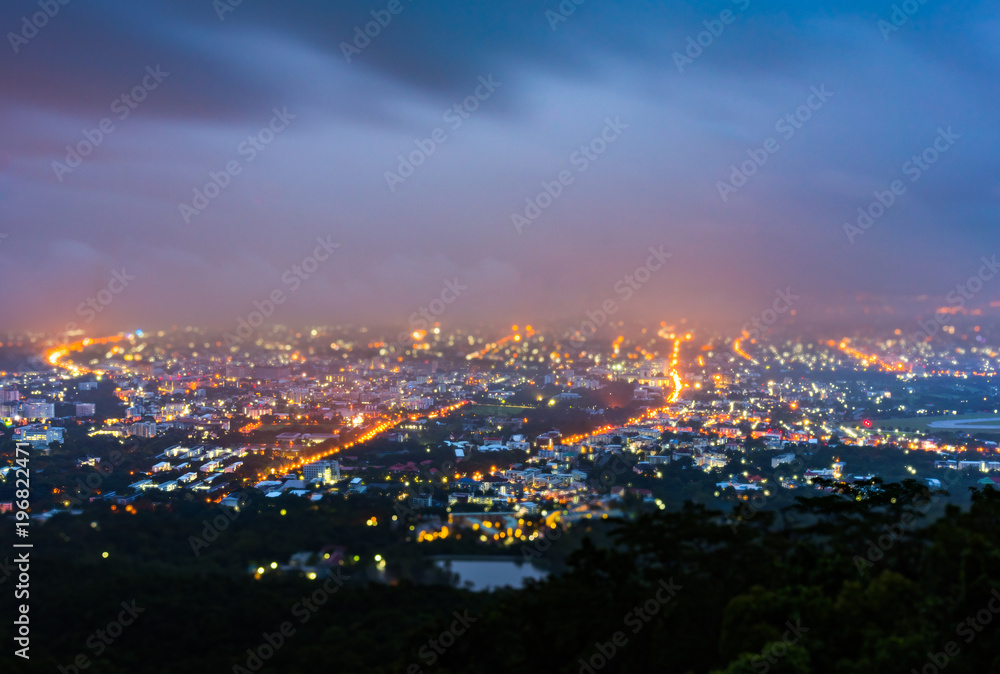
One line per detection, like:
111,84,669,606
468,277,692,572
433,557,549,591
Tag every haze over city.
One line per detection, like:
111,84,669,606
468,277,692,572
2,0,998,335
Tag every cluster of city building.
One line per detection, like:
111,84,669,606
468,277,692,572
3,325,999,523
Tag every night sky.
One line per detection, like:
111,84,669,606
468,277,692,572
1,0,997,335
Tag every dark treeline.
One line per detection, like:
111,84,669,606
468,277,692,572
2,482,999,673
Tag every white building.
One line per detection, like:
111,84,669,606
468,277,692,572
13,424,65,450
129,421,157,438
771,453,796,468
21,400,55,420
302,460,340,485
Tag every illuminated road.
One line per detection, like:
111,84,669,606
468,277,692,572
562,336,689,445
665,337,687,404
42,334,472,481
45,334,127,375
732,339,755,363
831,339,907,372
266,400,470,477
466,325,534,361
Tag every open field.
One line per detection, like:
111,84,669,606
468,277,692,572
465,404,536,416
254,423,341,433
927,416,1000,431
878,413,1000,433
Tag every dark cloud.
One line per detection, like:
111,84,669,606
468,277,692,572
0,0,997,336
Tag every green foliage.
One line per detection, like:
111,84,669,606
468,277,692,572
2,484,999,672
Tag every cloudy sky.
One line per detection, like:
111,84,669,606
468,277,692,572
1,0,997,336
